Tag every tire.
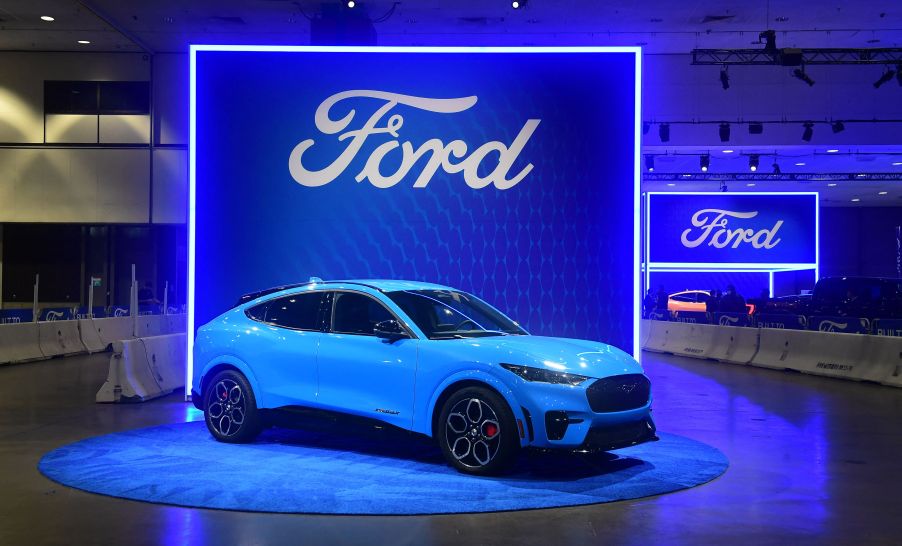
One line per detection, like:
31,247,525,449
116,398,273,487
437,386,520,476
203,369,262,443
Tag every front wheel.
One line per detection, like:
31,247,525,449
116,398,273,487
203,369,262,443
437,386,520,475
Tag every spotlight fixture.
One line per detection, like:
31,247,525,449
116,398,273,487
512,0,526,8
831,121,845,134
801,122,814,142
40,15,55,22
700,154,710,172
77,40,91,44
719,67,729,90
346,0,356,7
658,123,670,142
645,155,654,172
772,161,781,174
718,123,730,142
873,68,896,89
749,154,760,172
793,67,815,87
748,122,763,135
642,122,651,135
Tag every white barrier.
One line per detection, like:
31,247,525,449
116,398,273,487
643,320,670,353
707,324,759,365
96,333,186,403
93,317,135,347
78,319,107,353
639,319,652,350
166,313,187,334
0,322,44,364
38,320,86,357
642,319,902,386
662,322,718,359
136,315,165,337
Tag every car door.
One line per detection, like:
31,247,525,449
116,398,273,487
248,291,325,407
315,290,418,429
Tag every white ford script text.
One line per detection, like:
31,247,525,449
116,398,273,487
288,90,540,189
680,209,783,249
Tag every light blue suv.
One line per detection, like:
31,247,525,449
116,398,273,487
191,279,656,475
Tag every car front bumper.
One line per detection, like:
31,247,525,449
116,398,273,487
514,374,656,450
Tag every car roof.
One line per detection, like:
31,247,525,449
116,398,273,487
328,279,456,292
236,279,457,307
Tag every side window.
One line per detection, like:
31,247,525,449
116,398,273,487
246,302,269,321
671,294,693,302
264,292,323,330
696,292,711,303
332,292,394,335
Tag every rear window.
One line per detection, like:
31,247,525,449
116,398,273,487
261,292,323,330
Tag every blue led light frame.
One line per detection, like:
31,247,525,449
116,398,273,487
188,45,643,397
644,191,820,295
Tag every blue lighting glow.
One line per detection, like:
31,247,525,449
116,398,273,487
189,45,643,395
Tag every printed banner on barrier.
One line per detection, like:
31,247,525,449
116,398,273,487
757,314,808,330
809,316,871,334
191,46,641,357
713,312,750,327
0,309,34,324
874,319,902,337
646,192,818,268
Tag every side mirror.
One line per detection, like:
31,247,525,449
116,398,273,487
374,319,408,342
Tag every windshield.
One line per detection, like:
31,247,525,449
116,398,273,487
386,290,527,339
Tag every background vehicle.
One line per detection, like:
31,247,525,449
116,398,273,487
759,277,902,319
192,279,656,475
668,290,754,315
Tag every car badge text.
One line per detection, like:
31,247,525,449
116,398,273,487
288,90,541,190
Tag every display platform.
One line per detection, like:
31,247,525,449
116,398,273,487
39,420,727,515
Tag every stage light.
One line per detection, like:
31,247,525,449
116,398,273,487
700,154,710,172
658,123,670,142
801,122,813,142
851,198,860,202
873,68,896,89
879,191,888,195
77,40,91,44
772,161,781,174
749,154,759,172
346,0,356,7
645,154,654,172
795,162,806,166
719,123,730,142
826,148,839,153
748,122,763,134
831,121,845,133
793,67,815,86
512,0,526,8
720,67,729,90
40,16,55,22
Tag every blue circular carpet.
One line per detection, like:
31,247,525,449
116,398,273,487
39,420,727,515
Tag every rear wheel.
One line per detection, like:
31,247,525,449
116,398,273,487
203,369,262,443
437,386,519,475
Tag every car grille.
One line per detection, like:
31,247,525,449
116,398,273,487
585,374,650,413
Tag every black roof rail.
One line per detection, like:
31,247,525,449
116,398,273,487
233,279,388,308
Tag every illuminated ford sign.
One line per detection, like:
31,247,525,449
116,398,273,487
189,46,643,396
646,192,818,268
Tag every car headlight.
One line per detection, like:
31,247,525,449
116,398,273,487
500,363,589,386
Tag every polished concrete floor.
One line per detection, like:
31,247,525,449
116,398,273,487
1,351,900,546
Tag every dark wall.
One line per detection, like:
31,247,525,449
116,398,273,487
820,207,902,279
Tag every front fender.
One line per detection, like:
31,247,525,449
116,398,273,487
195,355,265,408
417,369,529,447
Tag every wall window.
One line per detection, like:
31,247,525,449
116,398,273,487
44,81,150,115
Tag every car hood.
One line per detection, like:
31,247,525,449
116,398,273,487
444,335,643,379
